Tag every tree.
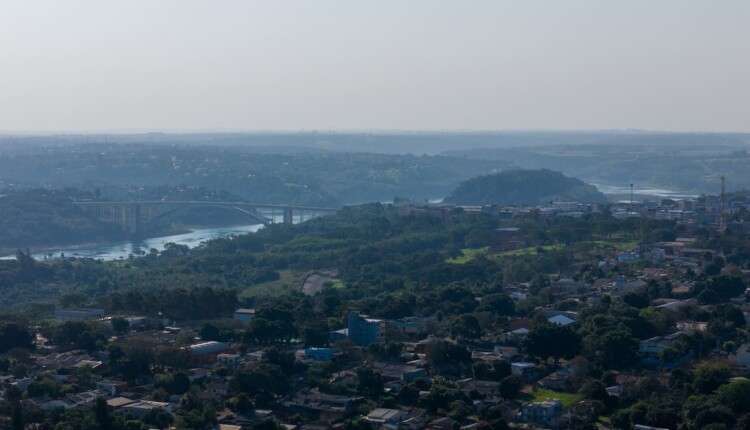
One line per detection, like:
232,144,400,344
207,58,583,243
142,407,173,429
95,397,112,430
717,379,750,414
478,294,515,316
693,361,733,395
499,375,521,399
231,363,289,397
111,317,130,335
229,393,253,414
526,323,581,366
0,322,34,353
582,323,639,370
11,403,23,430
451,314,481,339
356,367,384,398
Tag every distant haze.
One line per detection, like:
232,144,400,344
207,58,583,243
1,1,749,132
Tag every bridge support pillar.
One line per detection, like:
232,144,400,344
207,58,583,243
130,204,142,237
283,207,294,224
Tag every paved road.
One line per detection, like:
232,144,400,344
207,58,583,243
301,270,338,295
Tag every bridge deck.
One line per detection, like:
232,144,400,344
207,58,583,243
73,201,339,212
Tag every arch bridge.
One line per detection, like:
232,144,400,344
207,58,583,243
73,200,339,237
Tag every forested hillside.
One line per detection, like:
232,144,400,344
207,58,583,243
444,169,606,205
0,190,121,249
0,144,512,206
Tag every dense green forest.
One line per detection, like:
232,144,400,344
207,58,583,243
0,143,511,206
0,190,122,249
444,169,607,205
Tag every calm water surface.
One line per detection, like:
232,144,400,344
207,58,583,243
4,224,264,261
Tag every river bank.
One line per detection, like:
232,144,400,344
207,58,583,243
0,223,264,261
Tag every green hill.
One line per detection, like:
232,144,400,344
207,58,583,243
444,169,607,206
0,190,121,249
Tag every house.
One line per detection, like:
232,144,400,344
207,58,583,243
501,327,529,343
187,368,209,382
549,279,584,298
613,278,646,295
521,399,561,427
372,362,428,383
124,316,148,329
39,390,100,411
457,379,501,397
188,341,231,364
606,385,624,398
387,316,435,336
106,397,136,413
494,346,521,361
538,368,575,391
547,314,576,326
427,417,456,430
217,425,243,430
217,353,241,368
120,401,172,418
511,362,538,381
233,308,256,323
206,381,231,398
96,380,128,396
285,389,364,421
36,353,98,371
639,333,693,368
365,408,408,425
14,378,32,391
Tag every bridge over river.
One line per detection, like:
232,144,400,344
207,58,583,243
73,200,339,237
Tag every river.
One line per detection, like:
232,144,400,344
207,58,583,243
593,183,698,199
2,224,265,261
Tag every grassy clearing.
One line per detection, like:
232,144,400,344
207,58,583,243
239,269,300,298
330,279,346,289
446,247,488,264
519,388,584,407
492,244,562,258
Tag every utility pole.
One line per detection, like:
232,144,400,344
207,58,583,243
720,175,726,231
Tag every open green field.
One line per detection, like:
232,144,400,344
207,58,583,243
446,247,488,264
446,237,637,264
519,388,584,407
586,239,639,251
496,244,563,257
239,269,300,298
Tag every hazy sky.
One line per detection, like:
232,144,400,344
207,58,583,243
1,1,749,132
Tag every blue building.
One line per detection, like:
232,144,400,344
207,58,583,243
305,347,334,361
347,311,384,346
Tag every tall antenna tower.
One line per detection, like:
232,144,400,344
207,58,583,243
720,175,727,230
630,183,634,215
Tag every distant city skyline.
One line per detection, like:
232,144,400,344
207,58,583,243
1,1,749,133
